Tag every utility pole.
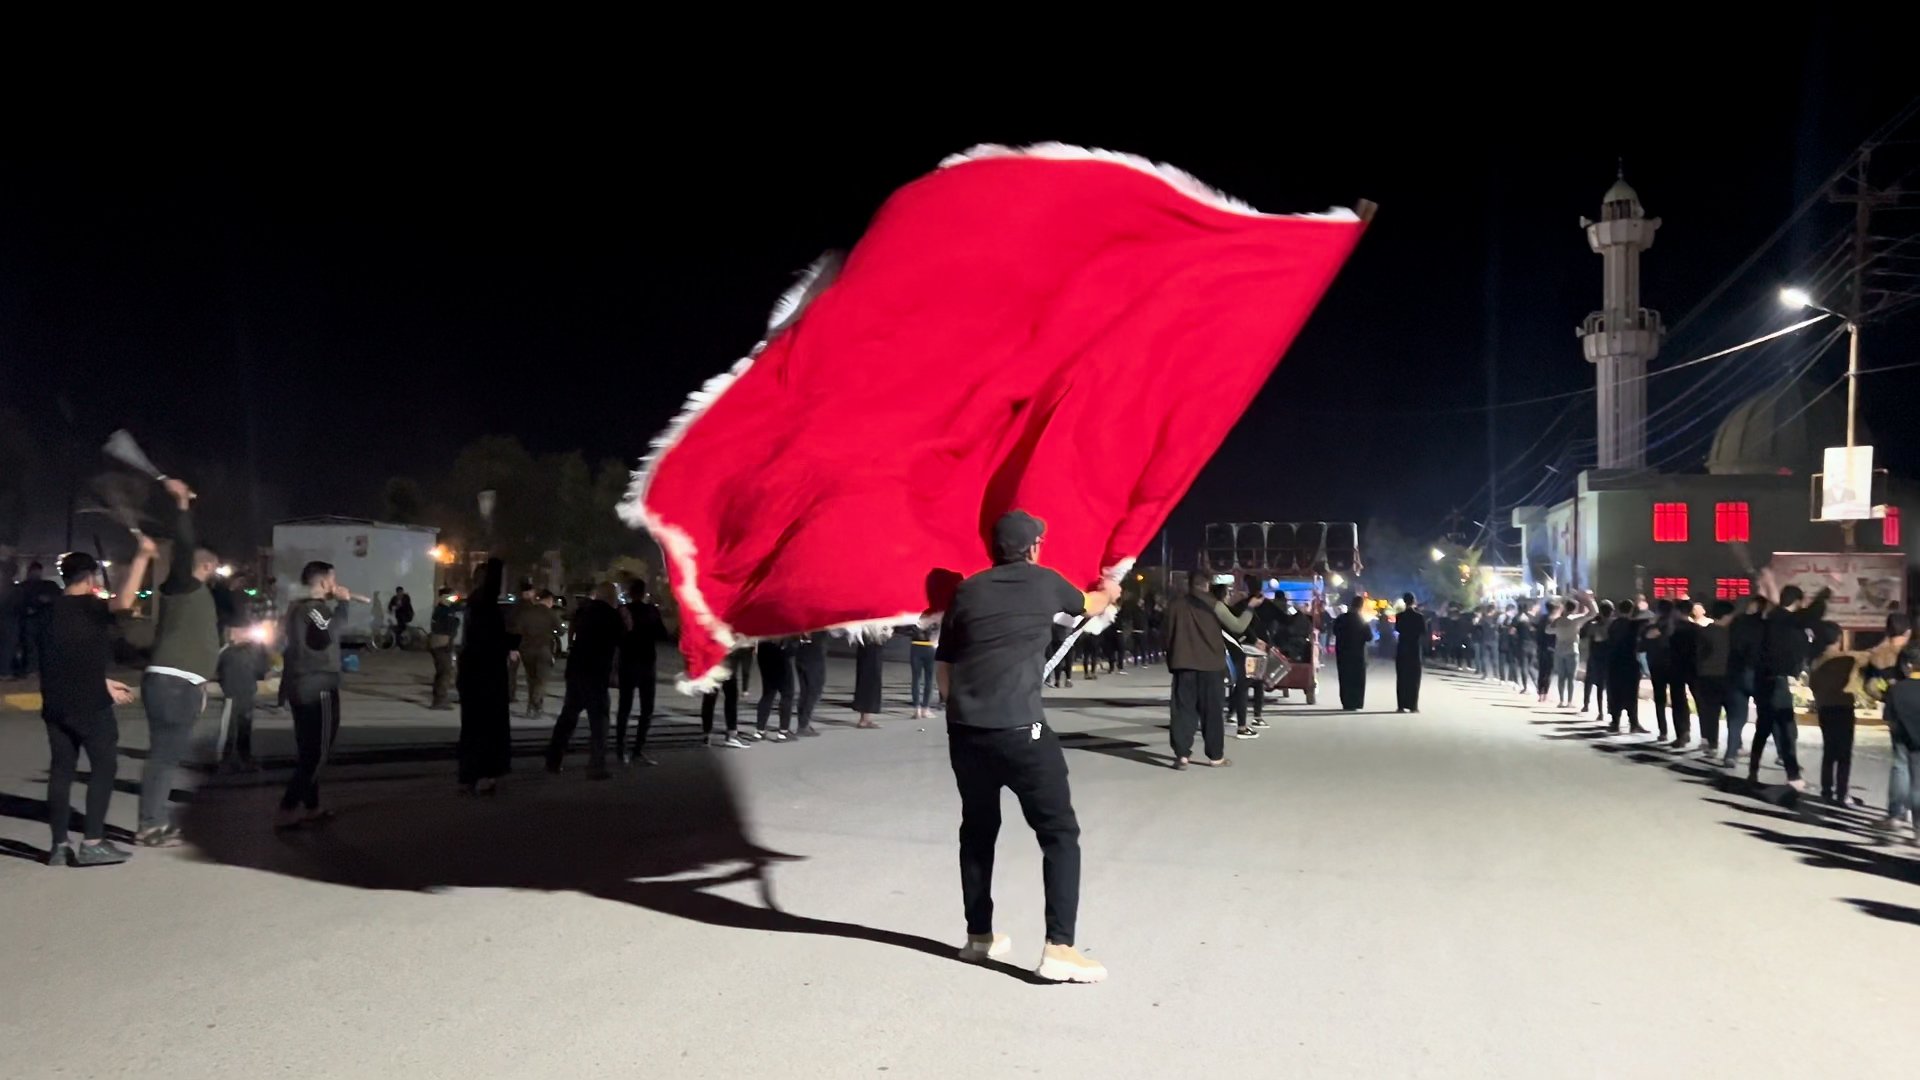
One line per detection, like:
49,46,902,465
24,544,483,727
1830,150,1894,553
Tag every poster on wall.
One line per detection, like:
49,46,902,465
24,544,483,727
1768,551,1905,630
1820,446,1874,521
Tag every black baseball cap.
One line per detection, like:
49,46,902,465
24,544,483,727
991,510,1047,564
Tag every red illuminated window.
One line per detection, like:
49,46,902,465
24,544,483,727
1715,578,1751,600
1653,503,1689,543
1653,577,1690,600
1886,506,1901,547
1714,502,1750,543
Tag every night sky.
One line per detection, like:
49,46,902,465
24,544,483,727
3,41,1914,561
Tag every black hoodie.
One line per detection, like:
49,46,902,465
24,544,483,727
1757,593,1829,682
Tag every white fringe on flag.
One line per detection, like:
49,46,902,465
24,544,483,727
616,142,1307,690
940,143,1360,223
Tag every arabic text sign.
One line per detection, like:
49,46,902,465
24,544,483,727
1769,551,1905,630
1820,445,1874,521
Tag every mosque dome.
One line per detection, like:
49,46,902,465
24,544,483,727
1706,377,1866,476
1602,177,1640,208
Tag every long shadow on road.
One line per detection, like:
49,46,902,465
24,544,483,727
1845,897,1920,927
1517,702,1920,922
178,731,1048,985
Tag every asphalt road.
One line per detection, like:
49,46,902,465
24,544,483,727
1,654,1914,1078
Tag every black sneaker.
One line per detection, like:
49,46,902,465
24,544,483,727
69,840,132,867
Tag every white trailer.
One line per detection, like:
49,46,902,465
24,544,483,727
270,517,440,643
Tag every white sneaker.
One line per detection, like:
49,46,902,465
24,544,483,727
957,933,1011,963
718,734,749,749
766,730,789,742
1036,943,1107,983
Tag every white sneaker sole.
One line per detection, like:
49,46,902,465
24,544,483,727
1036,955,1108,984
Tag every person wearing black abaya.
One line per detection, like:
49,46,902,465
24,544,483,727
1332,604,1374,711
457,559,519,795
1394,594,1426,713
853,636,886,728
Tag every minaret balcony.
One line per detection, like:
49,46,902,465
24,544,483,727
1578,308,1663,361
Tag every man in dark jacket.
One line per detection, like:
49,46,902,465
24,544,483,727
388,587,415,646
1165,573,1258,768
1880,653,1920,843
1395,594,1426,713
1606,600,1649,734
617,579,667,764
278,561,352,830
545,582,624,779
1724,595,1770,767
1749,583,1828,790
1641,599,1688,746
1693,601,1736,758
514,590,563,717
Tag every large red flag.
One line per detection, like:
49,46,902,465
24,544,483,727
623,144,1367,688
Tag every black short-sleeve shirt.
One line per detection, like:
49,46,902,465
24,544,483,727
41,593,116,719
936,561,1086,729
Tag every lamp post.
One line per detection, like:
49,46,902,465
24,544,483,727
1779,287,1859,550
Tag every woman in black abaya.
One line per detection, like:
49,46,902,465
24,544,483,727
458,559,519,794
853,634,886,729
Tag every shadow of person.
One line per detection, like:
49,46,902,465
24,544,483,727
1843,897,1920,927
177,736,1044,983
0,791,139,860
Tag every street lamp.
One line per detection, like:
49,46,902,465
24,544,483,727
1430,547,1445,562
1781,284,1863,545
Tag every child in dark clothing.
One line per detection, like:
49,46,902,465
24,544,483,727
216,621,271,772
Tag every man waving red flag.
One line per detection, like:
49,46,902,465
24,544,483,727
623,144,1367,688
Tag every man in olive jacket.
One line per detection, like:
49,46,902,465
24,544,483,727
1164,573,1258,769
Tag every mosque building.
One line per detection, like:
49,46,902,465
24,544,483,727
1511,174,1915,605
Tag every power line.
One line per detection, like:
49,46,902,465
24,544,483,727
1629,232,1855,440
1635,326,1845,475
1363,313,1836,419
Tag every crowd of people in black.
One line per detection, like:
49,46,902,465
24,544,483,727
1424,576,1920,838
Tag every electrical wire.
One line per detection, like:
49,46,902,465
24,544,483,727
1652,95,1920,344
1636,326,1845,475
1630,233,1854,440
